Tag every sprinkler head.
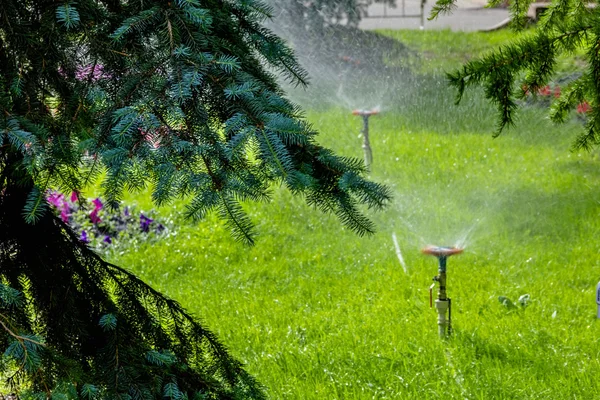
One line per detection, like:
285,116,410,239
421,246,463,258
352,109,379,117
422,246,463,273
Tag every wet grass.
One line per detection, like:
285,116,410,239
379,28,588,75
106,30,600,399
378,28,518,73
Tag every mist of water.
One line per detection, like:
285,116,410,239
260,1,555,262
263,1,414,112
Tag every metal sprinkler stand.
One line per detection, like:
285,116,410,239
422,246,463,338
351,109,379,170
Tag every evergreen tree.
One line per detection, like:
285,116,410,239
0,1,390,398
432,0,600,149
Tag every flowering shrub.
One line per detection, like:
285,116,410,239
576,101,591,114
522,83,591,116
46,191,166,249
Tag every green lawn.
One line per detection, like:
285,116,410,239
107,29,600,399
378,28,518,73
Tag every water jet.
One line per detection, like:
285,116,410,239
351,108,379,170
422,245,463,338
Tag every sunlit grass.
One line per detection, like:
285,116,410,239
105,30,600,399
378,28,518,73
379,28,588,76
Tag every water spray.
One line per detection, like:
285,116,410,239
422,245,463,338
351,108,379,170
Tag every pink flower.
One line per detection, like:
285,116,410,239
60,208,70,223
89,208,101,224
47,191,65,208
554,86,561,98
577,101,591,114
538,85,551,96
88,198,103,224
47,190,72,222
92,198,103,210
70,191,78,202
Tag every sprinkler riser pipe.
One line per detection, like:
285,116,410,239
436,271,447,301
438,256,447,273
361,115,372,170
351,109,378,170
435,299,449,338
434,271,449,337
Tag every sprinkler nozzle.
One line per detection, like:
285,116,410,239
421,246,463,258
352,109,379,117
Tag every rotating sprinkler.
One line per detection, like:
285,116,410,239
351,108,379,170
422,245,463,338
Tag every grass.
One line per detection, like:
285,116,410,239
106,29,600,399
379,28,589,76
378,28,518,73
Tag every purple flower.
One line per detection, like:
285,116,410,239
47,191,65,208
103,235,112,244
70,191,78,203
89,209,101,224
140,213,153,233
92,198,103,211
60,208,70,223
88,198,103,224
80,230,90,244
123,206,130,217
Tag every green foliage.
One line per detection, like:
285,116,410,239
432,0,600,148
98,313,117,331
377,28,518,73
55,2,80,30
0,0,391,398
22,187,47,224
0,192,267,398
111,87,600,399
1,0,392,237
79,384,99,399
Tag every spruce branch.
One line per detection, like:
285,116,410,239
0,313,46,348
0,0,391,393
448,25,592,135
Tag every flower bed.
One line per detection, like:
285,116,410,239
47,191,166,250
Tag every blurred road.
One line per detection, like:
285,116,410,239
359,0,510,31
